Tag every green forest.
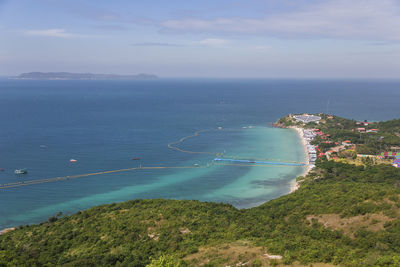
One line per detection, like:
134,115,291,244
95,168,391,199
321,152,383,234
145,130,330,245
1,160,400,266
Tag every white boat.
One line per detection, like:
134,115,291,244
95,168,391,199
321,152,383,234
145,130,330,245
14,169,28,174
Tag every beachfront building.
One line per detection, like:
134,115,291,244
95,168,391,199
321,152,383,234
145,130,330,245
293,114,321,124
301,129,318,164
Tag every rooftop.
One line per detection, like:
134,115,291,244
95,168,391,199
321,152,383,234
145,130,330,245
293,114,321,123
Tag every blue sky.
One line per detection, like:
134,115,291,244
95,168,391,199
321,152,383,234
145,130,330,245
1,0,400,78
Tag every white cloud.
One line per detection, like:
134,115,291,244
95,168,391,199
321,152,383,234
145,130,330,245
25,29,84,38
195,38,228,46
161,0,400,41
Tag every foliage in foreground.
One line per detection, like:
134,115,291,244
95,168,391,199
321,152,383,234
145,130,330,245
1,161,400,266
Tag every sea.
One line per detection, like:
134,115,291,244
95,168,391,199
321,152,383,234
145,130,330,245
1,78,400,229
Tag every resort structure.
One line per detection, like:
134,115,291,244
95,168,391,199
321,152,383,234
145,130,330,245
293,114,321,124
300,128,317,164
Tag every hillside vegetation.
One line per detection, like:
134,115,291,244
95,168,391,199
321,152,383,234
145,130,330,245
1,160,400,266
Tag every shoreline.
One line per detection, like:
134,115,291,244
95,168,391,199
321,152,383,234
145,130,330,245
289,126,313,193
0,124,313,232
0,227,15,235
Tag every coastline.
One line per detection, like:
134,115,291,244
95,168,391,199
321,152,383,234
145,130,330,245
0,227,15,235
289,126,313,193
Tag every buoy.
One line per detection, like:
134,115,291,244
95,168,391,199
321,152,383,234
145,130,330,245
69,159,77,163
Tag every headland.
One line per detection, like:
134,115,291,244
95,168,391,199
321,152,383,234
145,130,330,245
2,114,400,266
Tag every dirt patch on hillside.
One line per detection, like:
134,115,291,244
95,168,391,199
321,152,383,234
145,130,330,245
184,241,334,266
307,213,393,237
184,241,269,266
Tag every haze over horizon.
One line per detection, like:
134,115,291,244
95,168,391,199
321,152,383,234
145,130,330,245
1,0,400,78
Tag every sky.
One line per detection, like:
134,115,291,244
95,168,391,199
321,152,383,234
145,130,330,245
1,0,400,78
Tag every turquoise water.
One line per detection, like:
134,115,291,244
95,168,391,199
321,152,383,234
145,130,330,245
1,79,399,228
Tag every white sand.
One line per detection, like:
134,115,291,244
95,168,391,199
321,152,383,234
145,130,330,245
289,126,313,193
0,227,15,235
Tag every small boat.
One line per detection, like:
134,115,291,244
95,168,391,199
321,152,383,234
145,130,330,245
131,157,141,160
249,161,256,163
69,159,77,163
194,164,200,167
14,169,28,174
0,168,5,172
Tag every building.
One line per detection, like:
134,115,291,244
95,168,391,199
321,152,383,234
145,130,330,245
357,121,369,126
381,152,399,159
293,114,321,124
342,140,352,146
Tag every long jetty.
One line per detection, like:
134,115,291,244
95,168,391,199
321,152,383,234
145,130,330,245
214,158,306,166
0,166,197,190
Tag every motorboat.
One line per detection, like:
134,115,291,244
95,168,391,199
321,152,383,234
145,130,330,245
14,169,28,174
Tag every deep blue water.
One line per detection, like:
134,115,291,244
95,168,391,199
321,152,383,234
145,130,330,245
0,79,399,229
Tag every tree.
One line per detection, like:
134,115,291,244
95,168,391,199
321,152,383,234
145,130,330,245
146,255,185,267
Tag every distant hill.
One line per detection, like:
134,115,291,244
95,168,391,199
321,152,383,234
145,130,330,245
15,72,158,80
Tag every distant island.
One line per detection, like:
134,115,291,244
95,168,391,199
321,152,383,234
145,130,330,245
14,72,158,80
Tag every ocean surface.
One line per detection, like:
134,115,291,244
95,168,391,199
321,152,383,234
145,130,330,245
1,78,400,229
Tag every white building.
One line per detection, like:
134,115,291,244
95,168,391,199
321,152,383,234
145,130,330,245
293,114,321,124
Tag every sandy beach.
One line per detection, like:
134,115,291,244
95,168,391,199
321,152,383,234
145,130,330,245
289,126,314,193
0,227,15,235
